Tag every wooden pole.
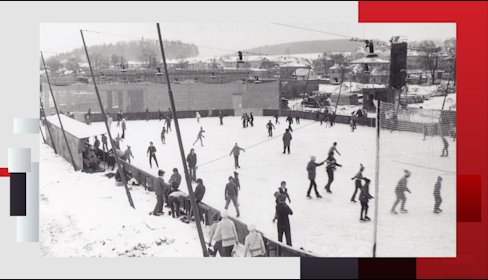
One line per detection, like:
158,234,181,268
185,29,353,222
333,66,345,116
39,94,57,154
441,57,455,111
41,52,78,171
80,30,135,209
39,124,46,144
372,92,381,258
156,23,209,257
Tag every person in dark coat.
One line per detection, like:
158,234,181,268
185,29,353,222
295,112,300,124
307,156,325,198
169,168,182,191
224,176,240,217
161,127,166,144
151,170,169,216
187,148,197,182
229,143,245,169
190,178,206,222
165,116,172,132
391,170,411,214
266,120,275,137
282,129,292,154
434,176,443,214
359,178,374,221
146,108,149,121
325,152,342,193
101,134,108,152
276,194,293,247
274,113,280,125
121,118,126,139
273,181,291,222
158,110,164,121
328,142,341,156
93,136,100,150
241,113,247,128
123,146,134,163
249,112,254,127
286,115,293,132
219,110,224,125
147,142,159,168
351,164,365,202
441,136,449,157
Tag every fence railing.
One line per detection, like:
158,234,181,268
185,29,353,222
263,109,376,128
86,109,235,123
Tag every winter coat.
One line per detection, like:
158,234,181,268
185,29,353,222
215,218,238,247
187,153,197,168
328,146,339,155
225,182,238,197
283,132,292,146
359,183,373,202
395,176,410,194
276,203,293,227
233,177,241,190
307,160,324,180
230,146,244,157
244,231,266,257
170,173,182,189
194,183,206,202
208,222,222,244
102,135,107,144
154,177,169,196
326,156,340,172
266,123,275,130
94,139,100,149
274,187,291,204
434,181,441,199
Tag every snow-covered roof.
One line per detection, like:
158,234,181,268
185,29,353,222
45,114,107,139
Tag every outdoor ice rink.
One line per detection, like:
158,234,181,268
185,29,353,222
51,115,455,257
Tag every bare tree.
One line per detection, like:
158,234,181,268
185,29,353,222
418,40,442,84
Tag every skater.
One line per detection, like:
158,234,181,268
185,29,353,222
145,108,149,121
121,118,126,139
286,115,293,132
273,113,280,125
359,178,374,222
229,143,245,169
324,152,342,193
116,110,122,127
273,181,291,222
147,142,159,168
193,127,206,147
167,189,188,218
169,168,182,191
101,134,108,152
434,176,443,213
241,113,247,128
266,120,275,137
391,170,412,214
224,176,240,217
351,112,357,129
328,142,341,156
85,115,91,126
208,213,224,257
196,111,201,123
158,110,164,121
167,107,173,120
165,115,172,132
107,114,113,128
161,127,166,144
441,136,449,157
210,210,238,257
249,112,254,127
186,148,197,182
150,170,169,216
276,194,293,247
351,164,365,202
123,145,134,164
295,112,300,124
114,133,123,150
330,112,336,127
350,119,355,132
219,110,224,125
306,156,325,198
190,178,206,222
244,224,266,257
282,129,292,154
319,111,325,125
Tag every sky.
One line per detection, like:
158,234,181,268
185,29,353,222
40,22,455,58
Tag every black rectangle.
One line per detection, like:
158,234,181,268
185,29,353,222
301,258,358,279
10,173,26,216
358,258,416,279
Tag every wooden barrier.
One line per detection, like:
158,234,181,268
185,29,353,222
89,109,234,122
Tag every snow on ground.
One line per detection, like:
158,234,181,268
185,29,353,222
41,116,456,257
408,94,456,111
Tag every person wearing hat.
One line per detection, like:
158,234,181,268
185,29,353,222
121,118,127,139
391,170,412,214
123,146,134,164
224,176,240,217
351,164,365,202
208,213,223,257
244,223,266,257
212,210,238,257
325,152,342,193
434,176,443,214
151,169,169,216
190,178,206,222
187,149,197,182
276,194,293,246
282,129,292,154
307,156,325,198
273,181,291,222
359,178,374,222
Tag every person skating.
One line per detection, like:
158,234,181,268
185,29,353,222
167,107,173,120
121,118,126,139
266,120,275,137
274,113,280,125
193,127,206,147
86,109,92,126
295,112,300,124
359,178,374,222
114,133,123,150
150,169,169,216
391,170,412,214
286,115,293,132
351,164,365,202
276,194,293,247
350,119,355,132
101,134,108,152
145,108,149,121
441,136,449,157
241,113,247,128
158,110,164,121
187,148,197,182
306,156,325,198
273,181,291,222
123,145,134,163
224,176,240,217
219,110,224,125
208,213,224,257
116,110,123,127
229,143,245,169
107,114,113,128
249,112,254,127
161,127,166,144
328,142,341,156
196,111,201,123
190,178,206,222
165,115,172,132
147,142,159,168
244,224,266,257
211,210,238,257
325,152,342,193
282,129,292,154
434,176,443,214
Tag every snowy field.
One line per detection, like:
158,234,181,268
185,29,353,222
40,115,456,257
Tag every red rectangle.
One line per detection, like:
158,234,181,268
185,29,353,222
0,168,9,177
458,175,481,222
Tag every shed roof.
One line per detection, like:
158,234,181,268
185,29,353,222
46,114,107,139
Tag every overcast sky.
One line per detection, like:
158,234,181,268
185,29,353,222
40,23,456,58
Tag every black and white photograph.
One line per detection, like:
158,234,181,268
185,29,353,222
39,22,456,258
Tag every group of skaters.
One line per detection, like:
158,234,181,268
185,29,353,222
241,112,254,128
